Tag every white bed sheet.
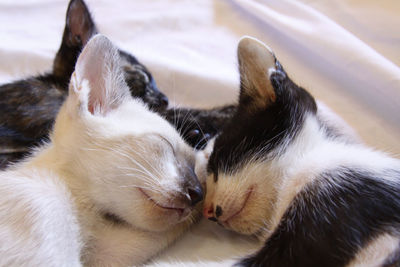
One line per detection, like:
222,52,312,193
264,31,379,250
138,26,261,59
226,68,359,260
0,0,399,265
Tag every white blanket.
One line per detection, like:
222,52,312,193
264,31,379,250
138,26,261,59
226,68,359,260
0,0,399,265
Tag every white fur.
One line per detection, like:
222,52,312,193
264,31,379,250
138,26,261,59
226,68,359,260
0,168,81,266
206,104,400,265
348,233,399,267
271,114,400,231
0,35,200,266
204,37,400,265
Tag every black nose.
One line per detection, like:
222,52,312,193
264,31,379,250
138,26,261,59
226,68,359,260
187,185,204,206
215,205,223,218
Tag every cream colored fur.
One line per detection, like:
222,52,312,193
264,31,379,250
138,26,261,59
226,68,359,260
0,35,202,266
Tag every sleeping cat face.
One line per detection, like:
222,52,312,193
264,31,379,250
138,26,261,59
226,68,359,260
53,35,203,232
53,0,168,112
203,37,316,235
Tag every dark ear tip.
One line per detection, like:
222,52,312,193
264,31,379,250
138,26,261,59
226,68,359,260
69,0,85,7
275,60,286,72
67,0,89,17
270,70,286,88
68,0,78,11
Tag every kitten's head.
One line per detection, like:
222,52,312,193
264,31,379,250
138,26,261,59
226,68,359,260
53,0,168,112
53,35,203,232
203,37,316,235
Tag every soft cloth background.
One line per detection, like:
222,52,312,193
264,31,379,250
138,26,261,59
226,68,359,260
0,0,399,265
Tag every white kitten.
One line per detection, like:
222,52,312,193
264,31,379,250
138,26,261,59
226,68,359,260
0,34,204,267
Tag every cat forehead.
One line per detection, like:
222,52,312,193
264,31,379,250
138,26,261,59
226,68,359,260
207,93,291,175
109,102,178,135
208,160,272,186
208,117,271,176
209,74,317,176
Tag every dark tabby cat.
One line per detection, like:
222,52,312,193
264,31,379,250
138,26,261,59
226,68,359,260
0,0,235,169
0,0,169,168
204,37,400,267
162,105,236,149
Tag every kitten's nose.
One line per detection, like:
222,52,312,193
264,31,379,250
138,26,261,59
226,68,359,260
203,204,216,221
215,205,223,218
187,185,203,206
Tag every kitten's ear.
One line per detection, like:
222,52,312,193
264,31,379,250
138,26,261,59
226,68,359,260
69,34,130,116
237,36,278,112
53,0,97,79
64,0,97,47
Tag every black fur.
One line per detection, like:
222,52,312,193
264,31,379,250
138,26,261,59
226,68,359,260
52,0,97,84
119,50,168,112
162,105,236,149
0,0,239,169
208,61,316,175
0,76,66,145
207,43,400,266
53,0,168,111
238,168,400,267
0,0,168,169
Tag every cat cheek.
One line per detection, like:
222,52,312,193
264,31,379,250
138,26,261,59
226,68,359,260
205,175,216,195
204,180,216,205
194,150,209,185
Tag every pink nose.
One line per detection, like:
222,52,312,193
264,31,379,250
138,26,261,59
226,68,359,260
203,204,216,220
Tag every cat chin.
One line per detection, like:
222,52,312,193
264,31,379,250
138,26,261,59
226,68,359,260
100,185,198,233
221,186,272,236
205,186,266,235
97,198,195,233
138,209,194,232
136,189,196,231
122,208,193,233
220,210,265,236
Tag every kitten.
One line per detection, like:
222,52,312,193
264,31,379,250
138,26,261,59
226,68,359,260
203,37,400,266
0,0,168,169
0,34,204,266
0,0,235,170
162,105,236,150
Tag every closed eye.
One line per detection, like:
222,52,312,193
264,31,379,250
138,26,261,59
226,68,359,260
152,133,175,155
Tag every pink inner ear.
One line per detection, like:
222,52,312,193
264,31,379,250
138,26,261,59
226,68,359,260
85,56,107,115
74,34,128,116
88,100,105,114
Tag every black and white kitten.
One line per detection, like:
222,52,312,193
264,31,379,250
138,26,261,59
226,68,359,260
203,37,400,266
0,0,168,168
